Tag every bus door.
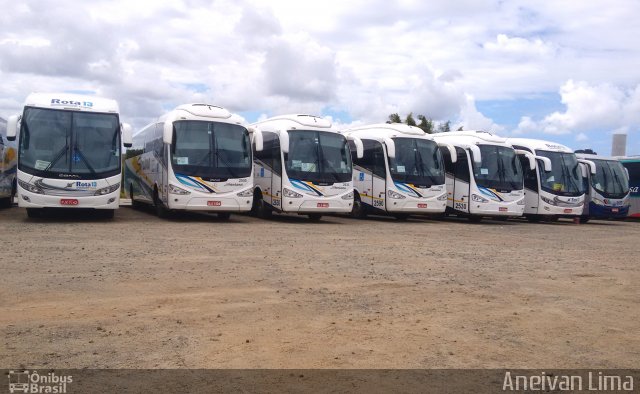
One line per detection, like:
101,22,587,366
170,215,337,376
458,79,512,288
453,147,470,213
519,155,539,214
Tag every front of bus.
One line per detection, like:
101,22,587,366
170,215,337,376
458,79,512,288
386,137,447,213
282,129,353,214
167,120,253,211
585,158,630,218
534,147,585,216
469,144,525,217
16,101,123,211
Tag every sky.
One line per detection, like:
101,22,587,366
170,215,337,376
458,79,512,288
1,0,639,155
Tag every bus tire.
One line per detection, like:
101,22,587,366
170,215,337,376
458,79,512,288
526,215,541,223
468,215,482,223
253,193,272,219
153,188,168,219
217,212,231,220
308,213,322,221
26,208,41,218
351,193,367,218
100,209,115,219
579,216,590,224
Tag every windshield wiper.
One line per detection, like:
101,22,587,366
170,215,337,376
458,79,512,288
43,145,69,172
73,146,96,175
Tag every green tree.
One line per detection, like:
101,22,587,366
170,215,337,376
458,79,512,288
417,115,434,134
387,113,401,124
405,112,417,126
437,120,451,133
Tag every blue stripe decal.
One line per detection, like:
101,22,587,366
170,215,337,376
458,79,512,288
175,173,206,191
394,182,420,198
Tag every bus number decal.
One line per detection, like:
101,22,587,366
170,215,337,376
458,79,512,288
272,198,280,207
454,202,467,210
373,199,384,207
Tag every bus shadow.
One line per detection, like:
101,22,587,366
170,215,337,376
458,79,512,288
22,208,116,223
126,206,253,223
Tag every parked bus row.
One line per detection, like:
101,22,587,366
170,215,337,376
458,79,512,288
1,93,635,222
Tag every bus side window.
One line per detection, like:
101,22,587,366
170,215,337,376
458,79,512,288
272,133,282,176
347,140,357,163
455,148,470,182
256,132,282,176
519,155,538,191
359,139,385,178
371,141,386,178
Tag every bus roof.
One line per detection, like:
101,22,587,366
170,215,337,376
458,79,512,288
576,153,620,162
433,130,512,147
342,123,433,140
159,103,243,125
24,92,119,113
507,137,574,153
250,114,334,133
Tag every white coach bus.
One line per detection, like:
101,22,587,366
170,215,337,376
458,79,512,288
124,104,254,219
250,114,359,221
6,93,132,218
432,131,528,221
507,138,588,222
342,123,451,219
575,153,629,222
0,117,18,208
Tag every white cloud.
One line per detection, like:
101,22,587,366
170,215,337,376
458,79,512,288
514,80,640,137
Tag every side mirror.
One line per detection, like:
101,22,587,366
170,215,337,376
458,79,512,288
163,121,174,145
468,144,482,164
438,143,457,163
579,163,588,178
6,115,19,141
535,156,552,172
347,136,364,159
280,130,289,154
578,159,597,175
122,123,132,148
514,149,536,170
383,137,395,159
253,128,264,152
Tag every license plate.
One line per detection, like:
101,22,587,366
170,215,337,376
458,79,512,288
417,203,428,208
564,208,572,213
60,199,78,206
499,207,508,212
317,203,329,208
612,208,619,213
207,201,221,206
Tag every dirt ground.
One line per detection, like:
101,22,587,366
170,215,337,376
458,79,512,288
1,206,639,369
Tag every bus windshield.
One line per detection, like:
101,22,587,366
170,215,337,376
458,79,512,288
388,138,444,187
536,150,584,196
471,145,523,190
171,121,251,180
18,107,121,179
285,130,352,184
591,159,629,199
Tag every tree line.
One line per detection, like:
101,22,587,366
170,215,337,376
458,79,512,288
386,113,463,133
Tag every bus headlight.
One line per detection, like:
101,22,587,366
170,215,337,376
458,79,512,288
437,193,448,201
236,189,253,197
169,184,191,195
94,183,120,196
18,179,44,194
591,197,604,206
341,191,354,200
388,190,405,199
472,194,489,203
283,188,303,198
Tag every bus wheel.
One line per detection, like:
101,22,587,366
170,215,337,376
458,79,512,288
394,213,409,221
351,194,367,219
217,212,231,220
254,194,272,219
526,215,541,223
153,189,168,218
579,216,590,224
308,213,322,221
99,210,115,219
26,208,41,218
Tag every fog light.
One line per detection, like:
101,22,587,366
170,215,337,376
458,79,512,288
22,195,30,202
108,197,116,204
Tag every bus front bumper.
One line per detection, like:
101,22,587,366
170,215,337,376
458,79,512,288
539,202,583,216
282,195,353,214
168,196,253,212
386,194,447,214
469,199,525,217
17,188,120,209
587,202,629,218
